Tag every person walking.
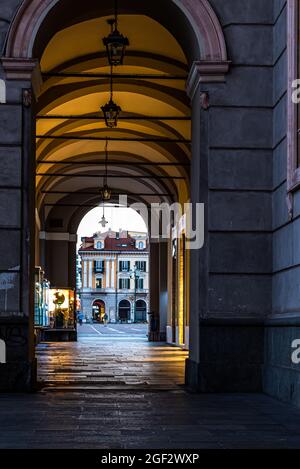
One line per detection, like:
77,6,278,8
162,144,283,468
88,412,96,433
103,313,108,326
78,311,84,326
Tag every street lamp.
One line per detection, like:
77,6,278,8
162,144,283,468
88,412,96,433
103,17,129,66
130,265,140,323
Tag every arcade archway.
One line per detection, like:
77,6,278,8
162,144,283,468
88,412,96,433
118,300,131,322
1,0,229,391
92,299,106,323
135,300,147,323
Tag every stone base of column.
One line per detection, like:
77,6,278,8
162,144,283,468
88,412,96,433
185,320,264,392
263,317,300,407
0,359,37,392
148,331,166,342
42,329,77,342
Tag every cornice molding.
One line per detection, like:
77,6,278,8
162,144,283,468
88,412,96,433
1,57,43,98
186,60,230,100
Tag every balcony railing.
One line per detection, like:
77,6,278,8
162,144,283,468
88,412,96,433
94,267,104,273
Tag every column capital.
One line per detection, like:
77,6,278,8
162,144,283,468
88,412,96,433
186,60,230,100
1,58,43,98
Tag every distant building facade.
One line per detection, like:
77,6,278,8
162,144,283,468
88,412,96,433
78,230,149,323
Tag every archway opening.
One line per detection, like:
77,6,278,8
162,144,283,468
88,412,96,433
92,299,106,323
76,205,149,329
31,3,192,386
118,300,131,322
135,300,147,323
0,0,229,391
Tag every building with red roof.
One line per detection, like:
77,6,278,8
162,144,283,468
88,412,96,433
78,229,149,323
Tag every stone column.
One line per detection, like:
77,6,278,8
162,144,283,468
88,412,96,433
185,63,266,393
88,260,93,289
159,240,168,341
68,236,77,290
149,241,160,341
106,259,110,288
185,64,211,389
111,258,115,288
44,233,77,288
83,260,88,288
0,64,37,391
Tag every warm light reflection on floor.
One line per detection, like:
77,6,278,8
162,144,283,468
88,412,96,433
37,326,188,391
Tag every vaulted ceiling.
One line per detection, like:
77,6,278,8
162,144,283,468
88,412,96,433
35,14,191,230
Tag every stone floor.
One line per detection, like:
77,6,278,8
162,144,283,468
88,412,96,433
37,324,187,391
1,325,300,449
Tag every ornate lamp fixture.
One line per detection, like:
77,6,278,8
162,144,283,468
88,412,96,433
103,1,129,66
101,65,121,128
100,138,112,202
100,206,109,228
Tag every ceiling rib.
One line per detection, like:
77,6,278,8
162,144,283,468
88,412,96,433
42,72,187,80
36,115,190,121
41,190,173,196
37,161,190,166
36,173,186,180
36,135,191,143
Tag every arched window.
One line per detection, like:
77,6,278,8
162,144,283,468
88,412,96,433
96,241,103,250
138,241,144,249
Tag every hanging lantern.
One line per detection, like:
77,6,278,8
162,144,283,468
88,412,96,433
101,184,112,202
101,97,121,128
100,214,109,228
103,19,129,66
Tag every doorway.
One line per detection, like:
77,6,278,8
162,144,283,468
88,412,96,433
135,300,147,323
118,300,131,323
92,299,106,323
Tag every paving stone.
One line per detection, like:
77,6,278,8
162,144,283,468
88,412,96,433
1,331,300,448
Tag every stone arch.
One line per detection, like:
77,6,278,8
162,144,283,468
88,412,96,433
92,298,106,322
91,298,106,308
4,0,228,64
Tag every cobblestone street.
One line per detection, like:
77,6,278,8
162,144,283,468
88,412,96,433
1,327,300,449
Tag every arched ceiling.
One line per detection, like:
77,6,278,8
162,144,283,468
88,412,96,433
36,13,191,229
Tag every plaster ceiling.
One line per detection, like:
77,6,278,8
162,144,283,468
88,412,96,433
36,14,191,217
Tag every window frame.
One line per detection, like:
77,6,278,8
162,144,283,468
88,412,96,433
95,277,103,289
94,260,104,273
287,0,300,192
119,278,130,290
119,260,130,272
135,278,144,290
135,261,146,272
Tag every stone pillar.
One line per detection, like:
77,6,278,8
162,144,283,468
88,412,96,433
185,83,209,375
0,68,37,391
106,259,110,288
68,238,77,290
83,260,88,288
149,241,160,341
43,233,77,288
111,258,115,288
88,260,93,289
159,240,168,341
185,63,267,393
